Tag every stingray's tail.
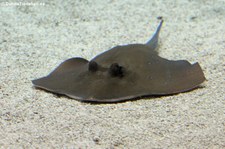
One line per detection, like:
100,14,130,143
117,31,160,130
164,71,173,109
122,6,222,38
146,19,163,51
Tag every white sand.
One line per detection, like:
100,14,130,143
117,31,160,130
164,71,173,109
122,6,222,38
0,0,224,148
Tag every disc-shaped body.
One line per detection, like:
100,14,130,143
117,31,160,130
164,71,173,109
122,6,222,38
32,44,205,102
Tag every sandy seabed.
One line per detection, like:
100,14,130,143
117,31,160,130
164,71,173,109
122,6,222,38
0,0,224,148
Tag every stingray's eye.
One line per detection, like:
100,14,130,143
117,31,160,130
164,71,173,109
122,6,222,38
109,63,124,78
88,61,98,72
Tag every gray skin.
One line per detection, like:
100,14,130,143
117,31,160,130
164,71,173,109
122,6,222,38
32,20,205,103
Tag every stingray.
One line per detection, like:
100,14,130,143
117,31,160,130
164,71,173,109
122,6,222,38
32,20,205,103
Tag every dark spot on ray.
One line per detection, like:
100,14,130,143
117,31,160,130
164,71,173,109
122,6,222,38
32,19,206,103
88,61,98,72
109,63,124,78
